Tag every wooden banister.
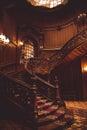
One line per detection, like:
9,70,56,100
0,71,38,122
24,29,87,110
26,28,87,75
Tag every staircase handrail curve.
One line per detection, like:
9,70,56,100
3,71,35,90
24,28,87,105
25,61,64,107
27,28,87,74
54,27,87,60
50,28,87,61
34,74,54,88
25,61,54,88
37,28,87,63
0,71,37,121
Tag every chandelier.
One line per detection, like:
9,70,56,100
27,0,68,8
76,13,87,25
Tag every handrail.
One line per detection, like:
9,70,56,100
25,61,62,103
25,28,87,103
0,71,37,121
26,28,87,75
25,60,54,88
45,28,87,62
50,28,87,60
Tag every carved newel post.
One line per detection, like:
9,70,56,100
54,76,62,106
31,77,38,130
54,77,61,101
54,77,66,108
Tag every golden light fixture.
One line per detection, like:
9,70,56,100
27,0,68,8
84,66,87,71
82,64,87,72
19,41,24,46
83,64,87,72
0,34,10,44
76,13,87,25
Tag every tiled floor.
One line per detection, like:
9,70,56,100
65,101,87,130
65,101,87,110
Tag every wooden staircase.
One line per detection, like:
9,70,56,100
0,70,74,130
36,94,74,130
1,28,87,129
8,70,74,130
26,28,87,75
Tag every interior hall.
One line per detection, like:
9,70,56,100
0,0,87,130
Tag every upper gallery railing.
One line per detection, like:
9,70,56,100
27,28,87,74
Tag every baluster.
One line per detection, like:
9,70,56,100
54,77,61,101
54,77,66,108
31,77,38,130
47,58,51,98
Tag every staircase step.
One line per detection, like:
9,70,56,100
37,102,53,109
38,115,74,130
38,105,58,117
37,99,47,104
38,109,65,126
9,71,74,130
37,95,59,117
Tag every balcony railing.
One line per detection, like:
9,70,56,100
26,28,87,75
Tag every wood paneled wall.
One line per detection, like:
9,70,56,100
44,22,77,49
0,45,15,65
2,9,17,43
81,55,87,100
5,2,86,50
0,44,20,74
0,9,21,73
51,58,83,100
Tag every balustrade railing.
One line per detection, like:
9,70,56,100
3,28,86,126
2,28,85,127
0,71,38,122
27,28,87,75
25,62,64,107
24,28,87,108
34,75,65,107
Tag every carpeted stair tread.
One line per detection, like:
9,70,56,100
37,95,56,109
37,95,66,118
38,115,74,130
37,99,48,104
37,95,60,117
9,71,74,130
38,109,65,125
37,95,74,129
36,95,49,101
37,102,53,109
38,105,58,117
37,98,51,105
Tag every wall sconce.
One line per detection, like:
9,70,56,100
39,33,44,50
83,65,87,72
19,41,24,46
76,13,87,25
0,33,10,44
39,45,43,49
82,64,87,72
